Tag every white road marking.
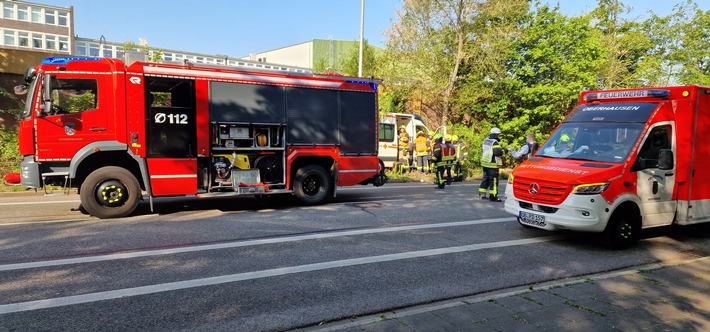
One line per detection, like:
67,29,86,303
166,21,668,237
0,217,516,272
0,200,80,206
0,234,565,314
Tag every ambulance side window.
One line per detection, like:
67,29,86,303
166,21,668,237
637,125,671,169
379,123,395,142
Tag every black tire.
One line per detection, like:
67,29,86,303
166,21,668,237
80,166,141,219
601,212,640,249
292,165,330,205
254,155,282,183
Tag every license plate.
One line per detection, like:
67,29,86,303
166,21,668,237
519,211,546,227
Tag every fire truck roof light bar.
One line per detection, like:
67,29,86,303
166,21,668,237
41,57,102,65
584,89,671,102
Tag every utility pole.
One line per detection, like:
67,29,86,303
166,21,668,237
358,0,364,77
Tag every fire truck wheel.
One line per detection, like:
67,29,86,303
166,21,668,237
601,211,640,249
293,165,330,205
80,166,141,219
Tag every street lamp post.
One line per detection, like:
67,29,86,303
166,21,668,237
358,0,364,77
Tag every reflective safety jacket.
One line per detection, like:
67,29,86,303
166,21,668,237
414,135,429,156
454,142,468,161
481,137,503,168
442,142,455,165
432,141,444,166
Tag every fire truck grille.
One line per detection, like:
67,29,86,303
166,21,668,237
513,177,569,205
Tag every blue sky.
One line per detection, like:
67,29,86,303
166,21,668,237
43,0,708,58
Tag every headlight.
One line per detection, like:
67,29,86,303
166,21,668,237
508,174,514,185
571,182,609,195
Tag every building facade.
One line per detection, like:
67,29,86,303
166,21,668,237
0,0,72,56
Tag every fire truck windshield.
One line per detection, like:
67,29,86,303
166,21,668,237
537,122,644,163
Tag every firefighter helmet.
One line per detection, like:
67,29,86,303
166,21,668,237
452,135,459,142
490,127,501,134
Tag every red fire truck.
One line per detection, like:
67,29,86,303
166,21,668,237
17,56,386,218
505,85,710,248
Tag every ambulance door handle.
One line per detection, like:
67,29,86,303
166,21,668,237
664,172,674,176
89,127,106,132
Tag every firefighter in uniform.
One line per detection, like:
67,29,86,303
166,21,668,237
443,134,455,185
397,125,411,172
452,135,467,181
414,131,429,172
431,134,446,189
479,127,506,202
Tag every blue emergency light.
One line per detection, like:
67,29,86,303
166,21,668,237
41,57,102,65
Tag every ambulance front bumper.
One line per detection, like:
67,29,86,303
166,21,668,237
503,184,610,233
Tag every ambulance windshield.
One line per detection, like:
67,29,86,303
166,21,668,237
536,122,644,163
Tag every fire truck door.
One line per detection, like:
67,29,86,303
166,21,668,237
635,124,676,227
145,78,197,196
35,75,111,160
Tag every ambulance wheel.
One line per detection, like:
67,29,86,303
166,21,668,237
80,166,141,219
293,165,330,205
602,211,640,249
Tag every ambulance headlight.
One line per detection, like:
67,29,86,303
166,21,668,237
571,182,609,195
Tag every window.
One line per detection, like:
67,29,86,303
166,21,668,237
75,41,87,55
102,45,112,58
58,36,69,51
3,3,14,19
58,11,68,26
31,8,42,23
17,5,28,21
18,32,29,47
32,33,43,49
115,46,124,59
46,34,56,50
88,43,99,56
637,125,672,168
50,78,99,115
4,30,15,47
379,123,395,141
45,10,56,25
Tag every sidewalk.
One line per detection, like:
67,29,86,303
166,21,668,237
303,257,710,331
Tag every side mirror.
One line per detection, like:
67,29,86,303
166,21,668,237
658,149,673,170
40,74,53,116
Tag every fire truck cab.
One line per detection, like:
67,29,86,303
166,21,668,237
505,86,710,248
18,56,385,218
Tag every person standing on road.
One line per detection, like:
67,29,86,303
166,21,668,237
479,127,506,202
452,135,467,181
414,131,430,172
443,134,455,185
431,134,446,189
398,125,411,172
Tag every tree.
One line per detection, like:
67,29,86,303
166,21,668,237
497,3,606,148
386,0,528,127
338,40,379,78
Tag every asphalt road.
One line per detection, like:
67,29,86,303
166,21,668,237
0,182,708,331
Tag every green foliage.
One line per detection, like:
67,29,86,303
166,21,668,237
384,0,710,174
0,87,22,175
338,40,379,77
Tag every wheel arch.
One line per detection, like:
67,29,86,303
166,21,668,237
289,156,335,188
70,142,144,191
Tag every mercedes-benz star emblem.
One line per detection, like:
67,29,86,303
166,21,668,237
529,183,540,195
